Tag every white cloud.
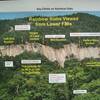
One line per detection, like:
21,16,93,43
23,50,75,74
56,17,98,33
0,0,99,12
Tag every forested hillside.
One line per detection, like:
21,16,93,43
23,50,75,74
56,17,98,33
0,13,100,100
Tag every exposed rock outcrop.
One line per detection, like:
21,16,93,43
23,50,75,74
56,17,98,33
0,43,100,67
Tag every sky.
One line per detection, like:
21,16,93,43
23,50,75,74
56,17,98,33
0,0,100,12
0,11,100,20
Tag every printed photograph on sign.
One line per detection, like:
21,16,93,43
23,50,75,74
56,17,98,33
0,10,100,100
